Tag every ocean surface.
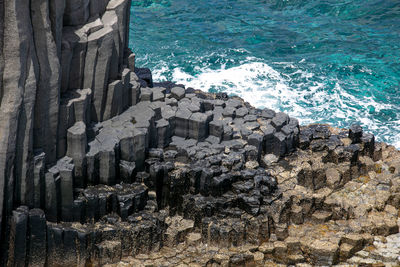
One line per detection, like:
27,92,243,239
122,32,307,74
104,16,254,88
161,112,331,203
129,0,400,148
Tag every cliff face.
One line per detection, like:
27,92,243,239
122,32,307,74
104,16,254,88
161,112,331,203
0,0,133,253
2,1,400,267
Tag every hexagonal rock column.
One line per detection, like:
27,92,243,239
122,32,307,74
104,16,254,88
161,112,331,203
58,158,75,222
27,209,46,266
83,26,114,122
156,119,171,148
175,108,192,138
7,206,29,267
171,86,185,100
103,80,123,120
66,121,87,186
188,112,213,141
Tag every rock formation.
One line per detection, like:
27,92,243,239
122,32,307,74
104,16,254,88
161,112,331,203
1,0,400,266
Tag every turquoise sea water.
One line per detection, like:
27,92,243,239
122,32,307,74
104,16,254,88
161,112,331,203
129,0,400,148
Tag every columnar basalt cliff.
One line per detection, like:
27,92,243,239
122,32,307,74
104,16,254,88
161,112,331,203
2,1,400,267
0,0,134,263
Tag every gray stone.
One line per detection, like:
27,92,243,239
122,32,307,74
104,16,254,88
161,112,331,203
152,87,166,102
84,26,114,122
60,36,74,93
244,145,259,161
130,74,141,106
73,89,92,124
349,123,363,144
188,100,202,113
90,0,109,16
119,128,135,162
45,167,60,222
33,152,46,209
203,100,215,111
189,112,212,141
273,132,287,157
262,154,279,167
236,107,249,118
261,108,276,119
175,108,192,138
63,27,87,91
121,68,131,110
27,209,46,266
161,106,176,136
128,52,136,70
149,101,163,121
7,206,29,267
120,160,136,183
261,124,276,154
66,122,87,184
86,143,101,186
248,133,263,153
32,0,61,163
64,0,89,26
226,99,242,108
57,94,76,159
271,112,289,131
99,146,117,186
106,0,131,71
171,87,186,100
210,120,224,140
238,126,252,140
135,68,153,87
214,99,225,107
49,0,65,58
0,0,39,238
101,10,120,79
132,127,148,171
223,125,233,141
103,80,123,120
156,119,171,148
86,15,106,33
140,87,153,102
96,240,122,265
244,114,257,122
60,89,92,129
205,135,221,145
58,157,75,221
165,97,178,106
223,106,236,118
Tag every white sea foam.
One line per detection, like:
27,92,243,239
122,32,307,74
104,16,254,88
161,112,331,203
152,58,400,149
154,61,312,119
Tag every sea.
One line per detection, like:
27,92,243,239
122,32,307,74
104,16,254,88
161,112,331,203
129,0,400,148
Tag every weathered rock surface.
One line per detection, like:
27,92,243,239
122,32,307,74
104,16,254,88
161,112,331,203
2,1,400,266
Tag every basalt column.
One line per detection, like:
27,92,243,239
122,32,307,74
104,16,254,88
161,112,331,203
0,0,134,261
0,0,39,248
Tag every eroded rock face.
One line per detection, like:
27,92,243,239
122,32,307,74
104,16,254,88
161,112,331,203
4,72,400,266
2,0,400,266
0,0,135,262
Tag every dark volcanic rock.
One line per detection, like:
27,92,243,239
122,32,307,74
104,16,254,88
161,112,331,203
1,2,395,266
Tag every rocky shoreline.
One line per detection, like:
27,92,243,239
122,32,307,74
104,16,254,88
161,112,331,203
1,0,400,266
